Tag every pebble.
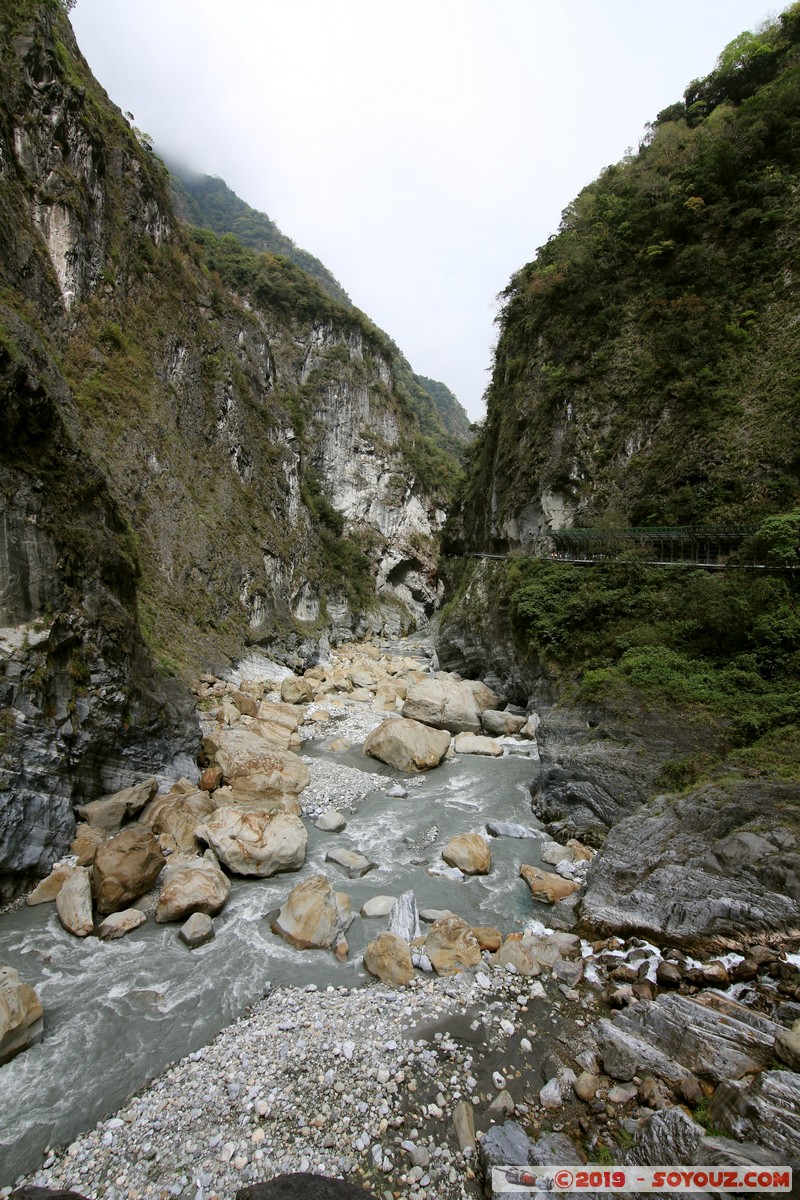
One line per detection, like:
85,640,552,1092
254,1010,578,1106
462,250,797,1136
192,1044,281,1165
18,967,598,1200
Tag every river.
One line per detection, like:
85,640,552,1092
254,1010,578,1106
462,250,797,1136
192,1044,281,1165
0,734,545,1185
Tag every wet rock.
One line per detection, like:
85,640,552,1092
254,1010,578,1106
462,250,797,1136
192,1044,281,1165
480,709,526,736
178,912,215,948
324,847,377,879
424,916,481,975
363,717,450,772
684,960,731,988
388,890,420,942
96,909,146,940
315,811,347,833
452,732,503,757
442,832,492,875
197,808,307,877
92,826,165,914
362,931,414,986
486,820,540,839
360,896,397,918
55,867,94,937
519,863,580,903
154,854,231,923
656,960,683,988
419,907,457,922
271,875,346,951
402,677,481,734
0,964,43,1064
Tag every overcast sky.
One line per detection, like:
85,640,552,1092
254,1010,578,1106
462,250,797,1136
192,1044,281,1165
71,0,777,421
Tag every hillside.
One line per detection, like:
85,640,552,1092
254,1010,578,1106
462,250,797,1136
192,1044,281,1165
414,374,474,443
441,6,800,786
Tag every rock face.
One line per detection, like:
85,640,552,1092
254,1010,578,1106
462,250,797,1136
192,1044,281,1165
92,826,165,915
154,854,231,923
363,718,450,772
595,992,785,1090
709,1070,800,1162
442,833,492,875
271,875,346,952
580,779,800,952
0,965,44,1065
401,678,481,734
196,808,307,877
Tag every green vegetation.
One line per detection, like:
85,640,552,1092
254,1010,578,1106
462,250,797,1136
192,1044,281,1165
505,533,800,777
413,374,474,443
167,165,352,306
458,4,800,542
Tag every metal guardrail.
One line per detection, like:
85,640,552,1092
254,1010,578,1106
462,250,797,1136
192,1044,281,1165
451,526,770,569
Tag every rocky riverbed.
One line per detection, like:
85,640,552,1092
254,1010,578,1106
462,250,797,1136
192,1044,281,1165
2,637,800,1198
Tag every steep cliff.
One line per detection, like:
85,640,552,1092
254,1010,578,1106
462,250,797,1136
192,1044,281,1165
440,9,800,823
0,0,462,889
453,6,800,552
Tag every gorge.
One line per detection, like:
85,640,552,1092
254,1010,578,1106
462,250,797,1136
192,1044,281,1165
1,1,800,1197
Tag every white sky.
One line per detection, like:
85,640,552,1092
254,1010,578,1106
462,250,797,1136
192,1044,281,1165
70,0,777,421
